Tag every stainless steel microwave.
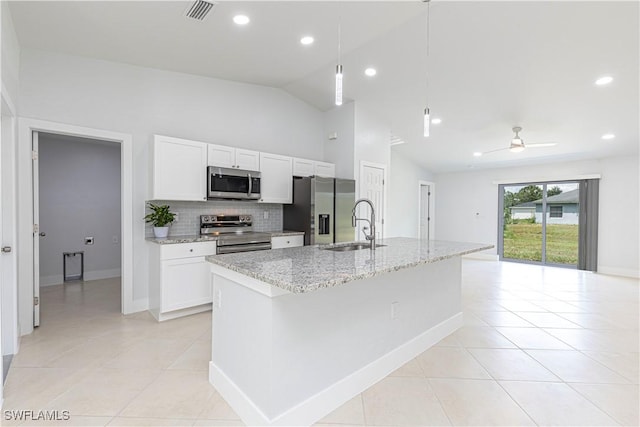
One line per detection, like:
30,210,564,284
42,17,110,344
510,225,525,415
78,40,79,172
207,166,261,200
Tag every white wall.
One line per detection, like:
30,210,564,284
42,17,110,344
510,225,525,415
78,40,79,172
387,150,434,238
323,102,355,180
353,102,391,175
18,49,325,310
435,155,640,277
1,1,20,105
38,134,121,285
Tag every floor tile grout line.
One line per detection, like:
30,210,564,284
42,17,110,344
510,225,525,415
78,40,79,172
424,377,455,427
565,381,633,426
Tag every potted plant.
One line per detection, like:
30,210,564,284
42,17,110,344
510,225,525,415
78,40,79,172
144,203,176,238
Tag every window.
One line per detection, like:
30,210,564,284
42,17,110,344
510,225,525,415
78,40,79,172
550,205,563,218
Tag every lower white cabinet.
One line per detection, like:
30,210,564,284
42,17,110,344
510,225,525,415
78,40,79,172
271,235,304,249
148,241,216,321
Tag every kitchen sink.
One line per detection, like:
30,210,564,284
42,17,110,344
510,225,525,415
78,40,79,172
322,243,386,252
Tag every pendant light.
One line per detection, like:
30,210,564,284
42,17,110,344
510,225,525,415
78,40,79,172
335,22,343,106
423,0,431,138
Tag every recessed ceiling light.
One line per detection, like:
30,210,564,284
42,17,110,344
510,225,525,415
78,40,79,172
233,15,250,25
473,152,483,157
595,76,613,86
602,133,615,140
300,36,314,45
364,68,377,77
431,118,442,125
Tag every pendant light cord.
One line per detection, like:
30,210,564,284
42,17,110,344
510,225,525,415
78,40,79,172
425,0,430,103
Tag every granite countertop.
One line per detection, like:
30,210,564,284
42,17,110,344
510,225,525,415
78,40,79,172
146,230,304,245
206,238,493,293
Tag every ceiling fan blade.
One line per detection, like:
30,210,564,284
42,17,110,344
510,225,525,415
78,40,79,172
527,142,558,148
479,147,508,155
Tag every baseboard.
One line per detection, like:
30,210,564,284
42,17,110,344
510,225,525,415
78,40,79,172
209,312,463,426
39,269,121,287
597,266,640,279
40,275,63,287
84,268,121,281
463,252,499,261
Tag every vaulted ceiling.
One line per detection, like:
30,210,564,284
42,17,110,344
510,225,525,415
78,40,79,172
9,1,639,172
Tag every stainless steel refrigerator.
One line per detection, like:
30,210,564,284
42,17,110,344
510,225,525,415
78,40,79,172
283,176,356,245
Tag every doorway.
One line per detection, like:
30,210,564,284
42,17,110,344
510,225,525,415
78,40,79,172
18,119,134,336
499,181,580,267
418,181,435,240
35,132,122,325
359,161,386,241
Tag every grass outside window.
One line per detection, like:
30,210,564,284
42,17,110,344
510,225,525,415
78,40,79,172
503,223,579,265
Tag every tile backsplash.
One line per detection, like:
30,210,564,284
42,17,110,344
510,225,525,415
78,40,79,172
145,200,282,238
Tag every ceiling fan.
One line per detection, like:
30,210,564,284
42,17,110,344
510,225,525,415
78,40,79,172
475,126,557,156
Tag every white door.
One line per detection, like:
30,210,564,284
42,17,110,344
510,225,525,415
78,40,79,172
0,99,4,391
419,184,430,240
32,131,40,327
359,163,385,241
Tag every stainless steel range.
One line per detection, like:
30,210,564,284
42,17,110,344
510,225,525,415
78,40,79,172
200,214,271,254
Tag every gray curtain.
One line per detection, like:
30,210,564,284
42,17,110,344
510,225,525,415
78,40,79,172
578,179,599,271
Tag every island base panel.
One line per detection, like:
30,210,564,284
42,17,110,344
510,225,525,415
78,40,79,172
209,256,463,426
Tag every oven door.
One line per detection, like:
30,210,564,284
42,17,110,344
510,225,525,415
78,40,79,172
208,167,261,200
216,242,272,254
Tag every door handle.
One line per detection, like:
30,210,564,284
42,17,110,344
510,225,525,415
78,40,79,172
1,246,11,253
247,173,252,197
39,232,46,237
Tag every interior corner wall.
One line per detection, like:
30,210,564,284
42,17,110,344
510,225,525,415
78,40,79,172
388,150,434,238
1,1,20,104
18,49,325,308
434,155,640,278
38,134,121,285
353,102,391,176
323,102,355,179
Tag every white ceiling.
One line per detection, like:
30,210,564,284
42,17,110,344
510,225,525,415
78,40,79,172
9,1,639,173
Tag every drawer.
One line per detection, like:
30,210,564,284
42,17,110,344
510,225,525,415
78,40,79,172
271,235,304,249
160,241,217,260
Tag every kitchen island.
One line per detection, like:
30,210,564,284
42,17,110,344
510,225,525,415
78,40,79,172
206,238,492,426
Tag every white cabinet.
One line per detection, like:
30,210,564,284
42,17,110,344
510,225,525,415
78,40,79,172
314,161,336,178
259,152,293,204
293,157,336,178
271,235,304,249
148,241,216,321
152,135,208,201
208,144,260,171
293,158,315,177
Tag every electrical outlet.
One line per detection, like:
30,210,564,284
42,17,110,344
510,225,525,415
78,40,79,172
215,290,222,309
112,235,119,244
263,211,269,220
174,213,179,222
84,237,94,245
390,301,399,320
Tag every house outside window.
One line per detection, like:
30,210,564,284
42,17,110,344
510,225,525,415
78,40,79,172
550,205,563,218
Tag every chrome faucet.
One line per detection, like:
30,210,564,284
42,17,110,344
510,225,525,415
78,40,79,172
352,198,376,250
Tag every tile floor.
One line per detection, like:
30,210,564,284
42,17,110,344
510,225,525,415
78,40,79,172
2,260,638,426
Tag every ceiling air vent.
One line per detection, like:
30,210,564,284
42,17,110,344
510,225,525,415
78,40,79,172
185,0,215,21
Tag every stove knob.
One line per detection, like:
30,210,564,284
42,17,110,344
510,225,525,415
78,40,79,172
203,216,210,222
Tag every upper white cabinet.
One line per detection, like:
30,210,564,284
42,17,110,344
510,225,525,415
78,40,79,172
293,158,336,178
292,158,315,177
314,161,336,178
260,153,293,204
152,135,208,201
208,144,259,171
